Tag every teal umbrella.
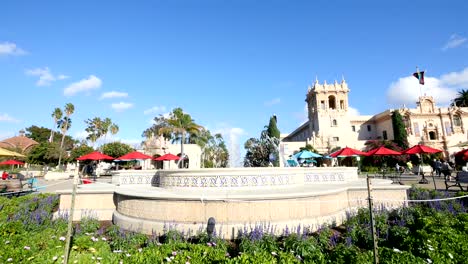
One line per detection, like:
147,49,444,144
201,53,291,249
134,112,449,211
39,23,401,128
294,150,322,159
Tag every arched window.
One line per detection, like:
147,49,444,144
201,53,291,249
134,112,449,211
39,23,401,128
454,115,462,126
332,119,337,126
429,131,437,140
328,95,336,110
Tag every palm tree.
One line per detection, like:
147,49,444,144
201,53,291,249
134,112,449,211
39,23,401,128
192,128,213,168
85,117,119,146
49,108,63,142
160,108,202,168
85,117,102,147
58,103,75,167
452,89,468,107
109,123,119,137
101,118,112,143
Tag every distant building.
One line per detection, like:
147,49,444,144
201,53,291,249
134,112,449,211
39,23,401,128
0,130,39,153
281,78,468,161
141,134,201,169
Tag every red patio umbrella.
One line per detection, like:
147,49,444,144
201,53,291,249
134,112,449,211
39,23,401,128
115,151,153,161
77,151,114,161
329,147,366,157
402,144,443,155
454,148,468,157
154,153,180,161
0,159,25,165
365,146,401,156
402,144,443,185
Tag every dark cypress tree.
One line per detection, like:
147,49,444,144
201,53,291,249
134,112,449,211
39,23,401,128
392,110,409,149
267,115,280,139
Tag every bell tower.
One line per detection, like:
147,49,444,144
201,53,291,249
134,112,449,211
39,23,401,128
305,77,351,149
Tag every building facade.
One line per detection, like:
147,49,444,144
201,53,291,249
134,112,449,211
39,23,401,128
281,79,468,160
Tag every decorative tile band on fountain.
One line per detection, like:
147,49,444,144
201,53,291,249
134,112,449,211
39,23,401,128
111,170,156,185
151,167,356,188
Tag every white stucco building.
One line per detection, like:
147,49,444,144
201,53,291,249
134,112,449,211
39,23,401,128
140,134,202,169
281,78,468,161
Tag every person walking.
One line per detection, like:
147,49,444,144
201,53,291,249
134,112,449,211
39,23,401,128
441,160,453,180
434,159,442,177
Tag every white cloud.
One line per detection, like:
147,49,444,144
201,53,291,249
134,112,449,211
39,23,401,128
111,102,133,112
0,42,26,55
386,75,458,107
264,98,281,106
25,67,68,86
440,67,468,89
144,106,167,115
442,34,467,51
347,106,360,116
100,91,128,100
64,75,102,96
74,130,89,140
0,113,20,123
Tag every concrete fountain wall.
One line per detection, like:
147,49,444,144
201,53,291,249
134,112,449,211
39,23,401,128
111,167,409,239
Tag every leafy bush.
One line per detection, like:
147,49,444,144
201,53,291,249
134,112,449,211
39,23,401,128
1,189,468,263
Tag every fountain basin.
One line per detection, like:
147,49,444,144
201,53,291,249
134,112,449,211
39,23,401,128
112,167,409,239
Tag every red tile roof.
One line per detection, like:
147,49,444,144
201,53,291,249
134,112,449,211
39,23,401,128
0,135,38,152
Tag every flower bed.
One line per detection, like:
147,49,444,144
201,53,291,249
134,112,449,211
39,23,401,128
0,188,467,263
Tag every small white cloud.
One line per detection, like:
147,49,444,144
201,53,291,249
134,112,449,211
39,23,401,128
386,75,458,107
0,113,20,123
100,91,128,100
440,67,468,89
144,106,167,115
25,67,69,86
442,34,467,51
64,75,102,96
111,102,133,112
347,106,360,116
264,98,281,106
0,42,26,55
74,130,89,140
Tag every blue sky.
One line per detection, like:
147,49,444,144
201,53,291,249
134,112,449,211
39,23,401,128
1,1,467,163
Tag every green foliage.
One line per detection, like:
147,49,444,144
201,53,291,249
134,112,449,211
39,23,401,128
452,89,468,107
244,117,280,167
101,142,134,158
26,142,65,166
267,115,280,139
84,117,119,145
69,144,94,160
391,110,409,149
1,189,468,263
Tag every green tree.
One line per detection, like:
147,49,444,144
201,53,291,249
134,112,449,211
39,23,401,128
299,144,318,153
27,142,63,166
159,108,202,168
265,115,281,166
69,144,94,161
58,103,75,166
50,108,63,143
101,142,133,159
267,115,280,139
391,110,409,149
244,125,280,167
451,89,468,107
25,126,77,164
84,117,119,146
142,115,171,139
25,126,54,143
